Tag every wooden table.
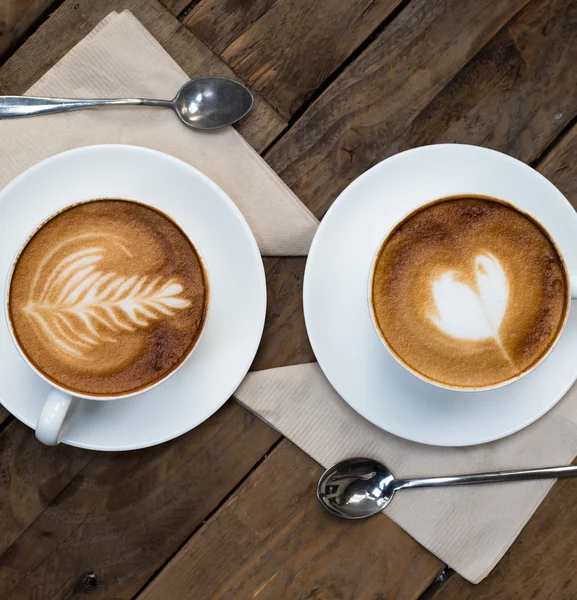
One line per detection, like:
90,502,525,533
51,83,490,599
0,0,576,598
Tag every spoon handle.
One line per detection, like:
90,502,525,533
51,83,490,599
0,96,172,118
397,465,577,490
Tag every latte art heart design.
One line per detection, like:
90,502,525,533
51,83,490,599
429,253,511,360
23,240,191,359
372,197,569,389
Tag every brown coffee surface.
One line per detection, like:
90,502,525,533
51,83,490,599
371,196,568,389
9,200,208,396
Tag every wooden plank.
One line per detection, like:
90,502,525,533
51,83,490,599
0,421,93,556
266,0,539,218
428,123,577,598
539,126,577,211
254,257,314,371
384,0,577,165
157,0,191,18
0,0,57,62
139,439,443,600
184,0,404,118
0,406,9,424
0,402,280,598
0,0,286,153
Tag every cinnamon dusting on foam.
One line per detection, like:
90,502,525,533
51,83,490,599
371,196,568,389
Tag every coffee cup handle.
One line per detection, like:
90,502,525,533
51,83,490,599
35,389,74,446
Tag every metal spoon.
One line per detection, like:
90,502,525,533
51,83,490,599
317,457,577,519
0,76,254,130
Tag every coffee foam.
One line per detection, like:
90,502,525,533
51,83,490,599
9,200,208,396
371,197,568,389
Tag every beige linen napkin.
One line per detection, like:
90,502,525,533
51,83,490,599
235,363,577,583
0,11,318,256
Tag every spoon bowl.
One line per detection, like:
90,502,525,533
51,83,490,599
317,456,577,520
317,458,397,519
173,77,254,129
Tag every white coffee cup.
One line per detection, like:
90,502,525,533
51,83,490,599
369,196,577,392
5,199,210,446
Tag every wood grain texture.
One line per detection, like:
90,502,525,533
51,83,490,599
0,0,286,153
265,0,533,218
0,402,280,599
253,257,314,371
184,0,404,118
0,406,10,425
0,0,57,62
385,0,577,164
139,439,443,600
157,0,191,18
539,124,577,211
0,422,92,557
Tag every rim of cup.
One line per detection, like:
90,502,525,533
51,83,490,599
4,196,211,401
367,193,572,393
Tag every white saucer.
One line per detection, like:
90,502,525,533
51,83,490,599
304,144,577,446
0,145,266,450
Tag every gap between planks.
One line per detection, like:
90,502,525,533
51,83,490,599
532,114,577,171
258,0,416,157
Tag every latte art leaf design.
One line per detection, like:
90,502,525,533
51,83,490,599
429,253,511,359
24,247,191,358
